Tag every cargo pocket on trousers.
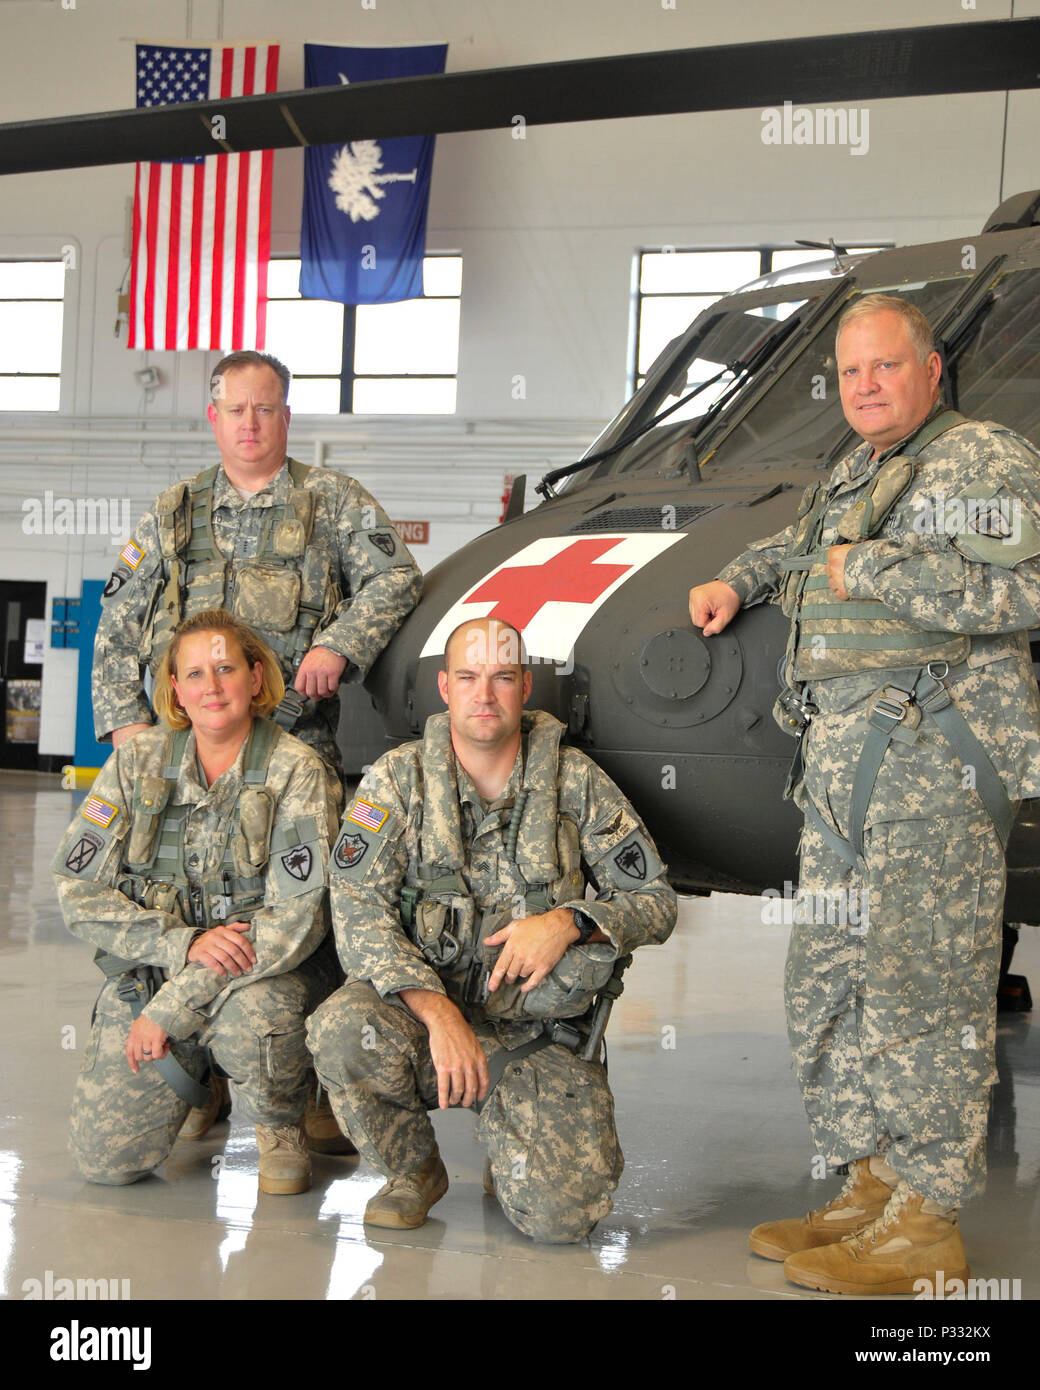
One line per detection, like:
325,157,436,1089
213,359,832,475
861,821,948,1050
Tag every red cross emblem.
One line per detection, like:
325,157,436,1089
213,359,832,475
462,538,631,631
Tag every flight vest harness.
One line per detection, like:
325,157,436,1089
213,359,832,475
775,409,1015,863
145,459,338,728
399,713,628,1099
95,718,306,1106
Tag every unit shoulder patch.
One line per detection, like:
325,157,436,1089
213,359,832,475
270,833,324,898
335,831,370,871
51,819,117,882
65,831,105,875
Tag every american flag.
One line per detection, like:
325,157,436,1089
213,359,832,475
347,800,389,832
128,43,279,351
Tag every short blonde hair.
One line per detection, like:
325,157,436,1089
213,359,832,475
836,293,936,364
153,609,285,730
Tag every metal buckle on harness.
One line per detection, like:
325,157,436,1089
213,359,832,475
872,686,912,723
271,687,311,731
778,686,818,735
918,661,952,713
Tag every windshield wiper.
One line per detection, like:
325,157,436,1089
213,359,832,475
535,366,730,499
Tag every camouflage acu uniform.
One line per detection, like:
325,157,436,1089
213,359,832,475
52,723,335,1185
307,710,676,1242
92,459,422,772
718,412,1040,1203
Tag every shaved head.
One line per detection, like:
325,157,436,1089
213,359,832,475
443,618,526,673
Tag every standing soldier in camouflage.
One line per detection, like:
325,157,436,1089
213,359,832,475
92,349,421,1146
92,349,422,780
689,295,1040,1294
307,616,676,1242
55,611,336,1194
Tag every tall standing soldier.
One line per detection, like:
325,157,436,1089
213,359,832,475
93,349,422,778
307,616,676,1242
92,349,422,1144
689,294,1040,1294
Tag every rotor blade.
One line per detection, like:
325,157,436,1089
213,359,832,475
2,18,1038,175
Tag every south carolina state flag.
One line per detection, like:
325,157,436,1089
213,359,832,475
300,44,448,305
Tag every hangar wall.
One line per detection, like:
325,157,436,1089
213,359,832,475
0,0,1037,755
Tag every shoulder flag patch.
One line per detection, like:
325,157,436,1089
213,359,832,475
348,799,389,833
82,796,119,828
119,540,145,570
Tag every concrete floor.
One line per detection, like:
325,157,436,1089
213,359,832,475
2,770,1038,1305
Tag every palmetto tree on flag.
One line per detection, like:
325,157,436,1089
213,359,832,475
327,140,418,222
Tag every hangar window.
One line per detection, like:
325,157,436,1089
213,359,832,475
265,255,462,414
633,246,886,403
0,261,65,412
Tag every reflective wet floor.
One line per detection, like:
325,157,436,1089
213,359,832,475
3,771,1038,1302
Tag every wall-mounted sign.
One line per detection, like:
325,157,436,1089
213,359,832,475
393,521,429,545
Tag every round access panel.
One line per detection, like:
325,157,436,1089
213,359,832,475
608,603,743,727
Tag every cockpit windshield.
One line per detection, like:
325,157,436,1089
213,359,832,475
555,270,989,493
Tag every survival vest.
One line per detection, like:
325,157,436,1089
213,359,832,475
399,711,616,1024
143,459,338,679
779,409,970,682
108,717,288,939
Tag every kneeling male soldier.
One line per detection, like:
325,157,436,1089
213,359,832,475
308,617,677,1242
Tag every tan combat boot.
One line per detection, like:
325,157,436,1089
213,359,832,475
364,1149,449,1230
178,1073,231,1141
303,1072,358,1156
783,1180,968,1295
748,1157,895,1261
255,1123,312,1195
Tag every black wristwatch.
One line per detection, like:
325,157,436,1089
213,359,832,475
571,908,598,945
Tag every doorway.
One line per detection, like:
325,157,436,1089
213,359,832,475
0,580,48,770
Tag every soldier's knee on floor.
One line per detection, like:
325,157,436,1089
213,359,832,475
71,1146,157,1187
498,1193,602,1245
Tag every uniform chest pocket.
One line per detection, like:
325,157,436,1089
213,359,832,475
234,564,301,632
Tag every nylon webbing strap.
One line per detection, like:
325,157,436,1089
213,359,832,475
915,668,1016,850
115,970,212,1110
812,660,1015,866
471,1032,556,1116
847,692,912,859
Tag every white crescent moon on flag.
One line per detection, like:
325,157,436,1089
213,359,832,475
420,532,686,663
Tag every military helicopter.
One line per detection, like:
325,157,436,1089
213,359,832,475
4,18,1037,988
364,191,1040,1005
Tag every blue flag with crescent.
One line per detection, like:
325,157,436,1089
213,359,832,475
300,43,448,305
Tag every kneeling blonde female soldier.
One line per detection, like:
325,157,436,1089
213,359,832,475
53,610,336,1194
